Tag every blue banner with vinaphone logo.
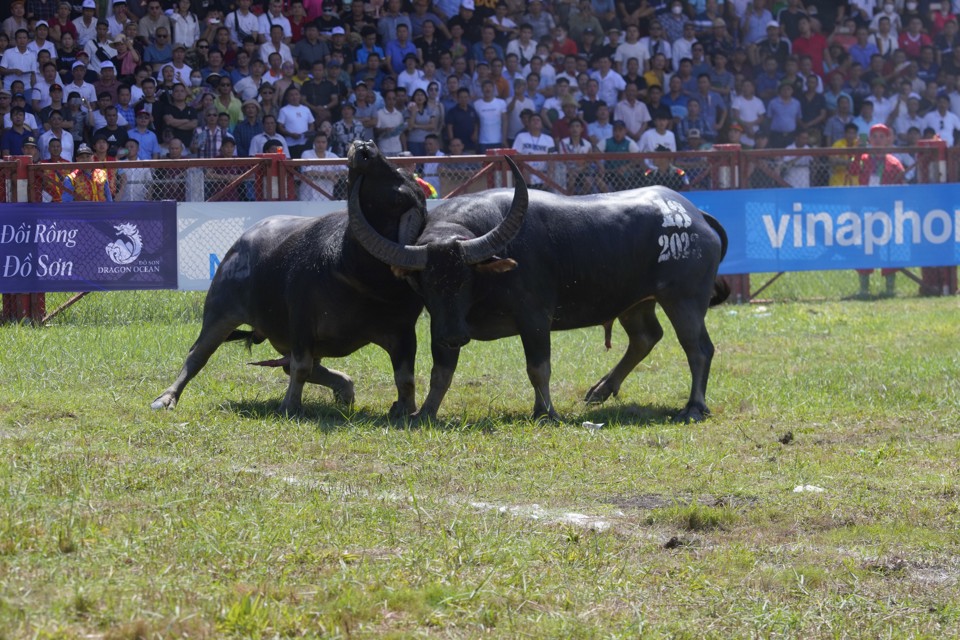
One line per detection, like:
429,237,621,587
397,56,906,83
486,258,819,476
691,185,960,275
0,201,177,293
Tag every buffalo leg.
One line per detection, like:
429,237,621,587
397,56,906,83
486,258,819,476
308,364,355,406
279,348,313,416
658,298,714,423
151,316,240,410
585,301,663,404
280,360,355,406
413,342,460,421
383,328,418,420
519,328,559,421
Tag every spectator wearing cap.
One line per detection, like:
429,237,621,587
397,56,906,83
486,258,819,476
65,59,97,104
28,20,57,60
6,91,40,132
21,135,41,163
166,42,193,84
700,17,735,60
311,0,344,38
748,21,789,70
127,109,160,159
93,61,122,104
567,1,602,49
599,119,640,189
1,29,37,92
107,0,133,39
63,143,113,201
1,106,33,156
83,20,118,75
922,92,960,146
73,0,99,47
37,82,68,127
139,0,172,45
892,92,924,145
848,123,905,297
638,110,676,164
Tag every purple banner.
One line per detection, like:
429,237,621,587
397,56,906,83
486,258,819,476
0,201,177,293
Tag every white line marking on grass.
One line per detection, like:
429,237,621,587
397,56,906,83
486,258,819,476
470,501,616,532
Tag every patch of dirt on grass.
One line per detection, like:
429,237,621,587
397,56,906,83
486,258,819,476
607,494,758,510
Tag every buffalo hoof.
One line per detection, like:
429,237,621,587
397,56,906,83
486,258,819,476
151,394,177,410
332,381,356,407
388,400,416,421
584,378,616,404
278,400,303,417
409,409,438,425
673,404,709,424
532,408,563,424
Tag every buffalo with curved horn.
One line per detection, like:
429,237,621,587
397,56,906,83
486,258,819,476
152,141,428,417
350,156,729,422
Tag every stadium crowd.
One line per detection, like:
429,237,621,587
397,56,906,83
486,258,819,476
2,0,960,195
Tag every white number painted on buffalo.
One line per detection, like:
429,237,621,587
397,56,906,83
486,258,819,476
658,232,701,262
657,197,692,229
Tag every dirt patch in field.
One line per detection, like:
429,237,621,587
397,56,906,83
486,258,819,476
607,494,759,510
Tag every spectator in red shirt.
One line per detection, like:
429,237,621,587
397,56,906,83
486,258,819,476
791,15,828,77
898,17,933,61
849,124,905,298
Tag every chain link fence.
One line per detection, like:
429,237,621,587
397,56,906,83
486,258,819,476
7,147,957,305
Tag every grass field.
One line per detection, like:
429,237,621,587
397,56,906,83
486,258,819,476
1,284,959,639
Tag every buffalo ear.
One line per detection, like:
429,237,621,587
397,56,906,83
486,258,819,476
391,266,415,279
475,258,518,274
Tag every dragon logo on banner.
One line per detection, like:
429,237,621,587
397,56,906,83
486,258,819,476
106,223,143,265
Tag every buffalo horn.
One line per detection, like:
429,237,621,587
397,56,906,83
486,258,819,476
348,176,429,269
460,155,529,265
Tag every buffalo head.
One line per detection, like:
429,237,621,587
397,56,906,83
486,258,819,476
349,156,528,348
347,140,426,245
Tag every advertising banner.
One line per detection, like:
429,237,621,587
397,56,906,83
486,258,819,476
0,201,177,293
692,185,960,275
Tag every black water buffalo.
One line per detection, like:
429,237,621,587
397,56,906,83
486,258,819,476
152,141,426,416
348,158,729,422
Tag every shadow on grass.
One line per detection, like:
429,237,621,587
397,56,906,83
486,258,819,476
577,402,678,427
